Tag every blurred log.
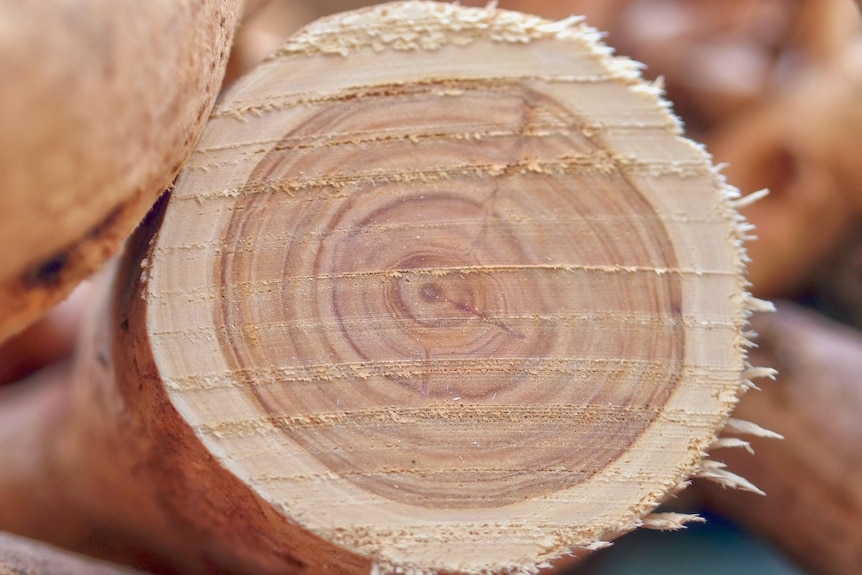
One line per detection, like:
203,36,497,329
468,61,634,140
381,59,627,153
706,44,862,298
0,296,78,386
0,3,765,574
701,302,862,575
0,532,146,575
0,0,251,344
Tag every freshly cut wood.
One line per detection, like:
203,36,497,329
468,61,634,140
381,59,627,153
0,0,245,344
702,303,862,575
0,3,770,574
0,531,146,575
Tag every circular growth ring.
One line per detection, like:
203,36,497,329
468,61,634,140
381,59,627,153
147,3,763,573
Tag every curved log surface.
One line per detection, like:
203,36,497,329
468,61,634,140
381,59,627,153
702,303,862,575
0,3,766,575
146,2,758,572
0,531,146,575
0,0,242,344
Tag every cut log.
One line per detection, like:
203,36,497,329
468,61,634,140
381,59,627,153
811,228,862,330
0,3,769,574
0,0,247,344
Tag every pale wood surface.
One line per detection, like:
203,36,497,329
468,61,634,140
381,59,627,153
0,3,766,574
147,2,760,573
0,532,145,575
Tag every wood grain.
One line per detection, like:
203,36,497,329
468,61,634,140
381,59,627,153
701,303,862,575
0,198,367,575
143,2,760,572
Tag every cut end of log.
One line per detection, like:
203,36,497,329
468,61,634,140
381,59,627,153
141,2,770,572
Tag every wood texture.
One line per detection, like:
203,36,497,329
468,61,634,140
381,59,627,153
0,3,769,574
145,2,762,572
0,0,243,344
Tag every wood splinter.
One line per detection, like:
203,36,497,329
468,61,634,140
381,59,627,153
0,3,775,574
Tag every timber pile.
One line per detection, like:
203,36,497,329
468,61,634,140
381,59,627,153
8,0,850,574
0,532,145,575
705,303,862,575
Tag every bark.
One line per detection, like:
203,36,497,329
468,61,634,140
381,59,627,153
0,0,245,344
701,302,862,575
